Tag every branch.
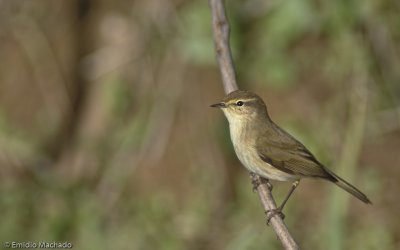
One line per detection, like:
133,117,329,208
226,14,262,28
209,0,299,249
209,0,238,94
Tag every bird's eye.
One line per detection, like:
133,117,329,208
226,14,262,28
236,101,244,106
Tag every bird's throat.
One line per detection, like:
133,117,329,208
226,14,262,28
228,117,254,148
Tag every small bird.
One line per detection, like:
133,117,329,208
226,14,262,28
211,90,371,219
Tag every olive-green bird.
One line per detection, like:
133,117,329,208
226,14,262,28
211,90,371,217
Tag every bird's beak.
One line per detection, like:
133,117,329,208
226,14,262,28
210,102,226,108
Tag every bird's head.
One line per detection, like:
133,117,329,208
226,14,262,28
210,90,270,124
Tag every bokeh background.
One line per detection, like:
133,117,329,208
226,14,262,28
0,0,399,249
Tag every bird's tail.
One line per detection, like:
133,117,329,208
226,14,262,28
326,170,372,204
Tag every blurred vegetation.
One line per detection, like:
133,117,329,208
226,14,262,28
0,0,399,249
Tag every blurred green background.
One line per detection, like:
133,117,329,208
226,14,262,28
0,0,399,249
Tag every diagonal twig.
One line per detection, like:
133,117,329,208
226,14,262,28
209,0,238,94
208,0,299,249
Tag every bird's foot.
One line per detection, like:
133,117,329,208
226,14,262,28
265,208,285,225
265,180,273,191
250,173,273,192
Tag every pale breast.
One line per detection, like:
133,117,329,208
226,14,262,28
229,121,296,182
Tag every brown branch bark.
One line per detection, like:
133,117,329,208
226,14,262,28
209,0,299,249
209,0,238,94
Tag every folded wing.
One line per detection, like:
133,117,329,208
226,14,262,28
256,123,334,180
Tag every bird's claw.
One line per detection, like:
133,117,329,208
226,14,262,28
251,178,262,192
250,173,273,192
265,208,285,225
265,180,273,191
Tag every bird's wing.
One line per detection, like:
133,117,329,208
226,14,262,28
256,124,334,180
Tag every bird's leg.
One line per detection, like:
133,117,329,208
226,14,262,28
277,180,300,211
250,172,273,192
266,180,300,225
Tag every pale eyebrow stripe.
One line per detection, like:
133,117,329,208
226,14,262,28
226,97,258,105
244,98,258,102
